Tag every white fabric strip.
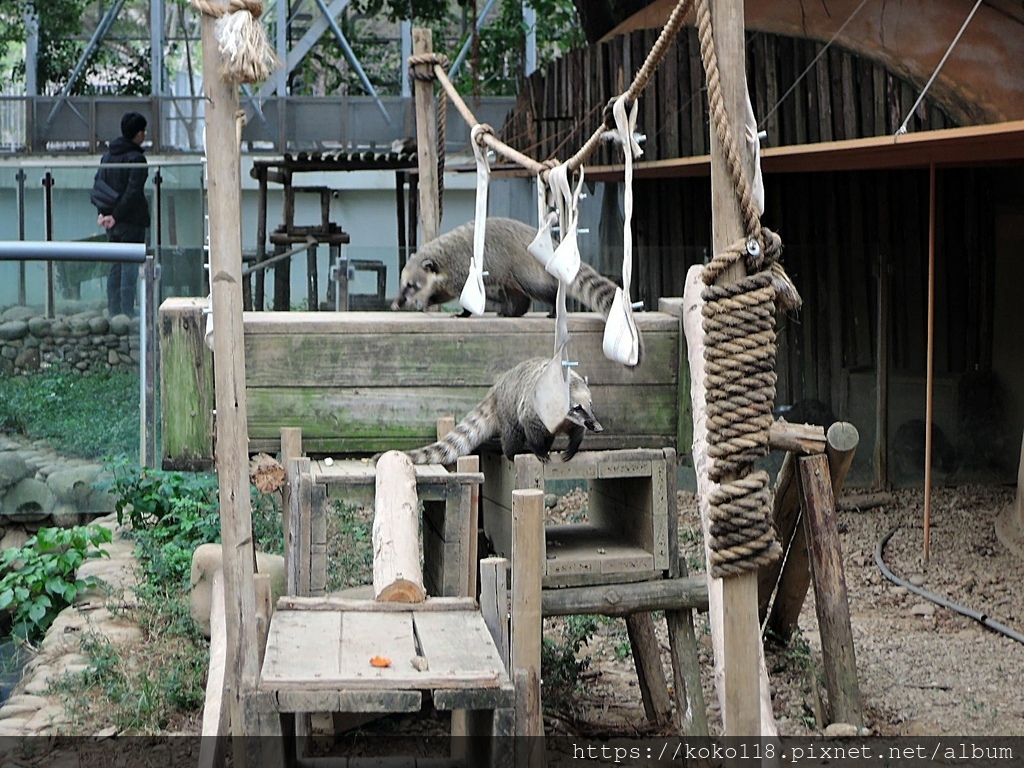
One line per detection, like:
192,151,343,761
459,124,491,316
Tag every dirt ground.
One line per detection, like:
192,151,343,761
542,483,1024,739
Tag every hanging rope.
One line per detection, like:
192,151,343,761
190,0,281,84
694,0,802,579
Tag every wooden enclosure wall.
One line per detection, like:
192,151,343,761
503,30,954,166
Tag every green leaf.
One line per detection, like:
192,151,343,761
0,589,13,611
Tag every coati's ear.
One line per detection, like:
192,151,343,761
422,259,438,274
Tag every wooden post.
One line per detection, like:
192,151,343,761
199,571,228,768
798,453,863,726
199,2,261,754
511,488,544,765
480,556,510,670
625,614,673,725
412,28,439,245
764,423,859,640
280,427,302,582
706,0,762,738
875,246,889,488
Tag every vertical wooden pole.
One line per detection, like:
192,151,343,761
923,163,936,561
412,28,439,245
199,3,260,754
876,247,889,489
280,427,303,582
511,488,544,766
707,0,761,738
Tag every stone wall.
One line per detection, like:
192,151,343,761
0,436,116,550
0,306,139,376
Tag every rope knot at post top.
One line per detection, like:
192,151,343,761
190,0,281,85
407,53,450,82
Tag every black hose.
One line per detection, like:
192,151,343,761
875,525,1024,645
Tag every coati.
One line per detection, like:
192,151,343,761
391,217,626,320
405,357,603,465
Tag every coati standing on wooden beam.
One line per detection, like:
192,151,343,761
405,357,603,465
391,217,626,320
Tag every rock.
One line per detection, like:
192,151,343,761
26,317,51,337
0,345,17,360
0,452,30,490
0,718,32,736
88,317,110,334
823,723,873,738
13,347,39,371
1,306,36,322
50,504,82,528
1,478,56,521
50,321,70,338
908,574,926,587
0,321,29,341
24,703,68,732
109,315,132,335
890,586,909,596
107,349,119,366
46,466,101,504
910,602,935,617
190,543,286,637
0,527,31,551
2,694,49,711
544,493,558,509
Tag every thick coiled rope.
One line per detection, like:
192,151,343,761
408,53,450,226
190,0,281,84
695,0,801,578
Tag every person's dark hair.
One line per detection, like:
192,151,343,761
121,112,147,141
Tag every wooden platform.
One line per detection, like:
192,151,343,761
159,298,686,469
260,603,510,704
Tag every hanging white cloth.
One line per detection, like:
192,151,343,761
743,89,765,215
530,163,582,285
530,167,573,433
602,95,643,367
459,124,491,316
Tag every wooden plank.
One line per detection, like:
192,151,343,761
798,454,863,726
815,43,833,142
277,597,477,612
280,428,303,585
433,684,515,711
337,612,416,682
159,298,215,471
262,611,342,683
310,481,328,596
413,611,508,681
246,385,680,443
479,557,510,670
199,572,228,768
243,327,679,388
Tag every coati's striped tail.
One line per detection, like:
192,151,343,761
405,399,499,465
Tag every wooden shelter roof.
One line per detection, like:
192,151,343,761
584,120,1024,181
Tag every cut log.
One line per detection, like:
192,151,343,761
769,420,826,454
249,452,286,494
373,450,426,603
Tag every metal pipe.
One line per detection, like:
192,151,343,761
16,169,26,305
42,172,55,318
311,0,392,125
0,241,147,263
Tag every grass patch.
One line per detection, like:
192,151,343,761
326,501,374,592
51,463,283,735
0,368,139,460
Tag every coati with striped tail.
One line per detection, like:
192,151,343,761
391,217,626,321
405,357,603,465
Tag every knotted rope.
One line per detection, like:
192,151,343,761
694,0,801,578
408,53,451,226
190,0,281,84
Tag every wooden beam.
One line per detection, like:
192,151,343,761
540,576,708,615
199,2,261,754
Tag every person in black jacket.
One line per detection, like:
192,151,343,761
95,111,150,317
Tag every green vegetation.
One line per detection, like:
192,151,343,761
326,501,375,592
53,461,282,734
0,369,140,461
541,614,597,716
0,525,112,643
